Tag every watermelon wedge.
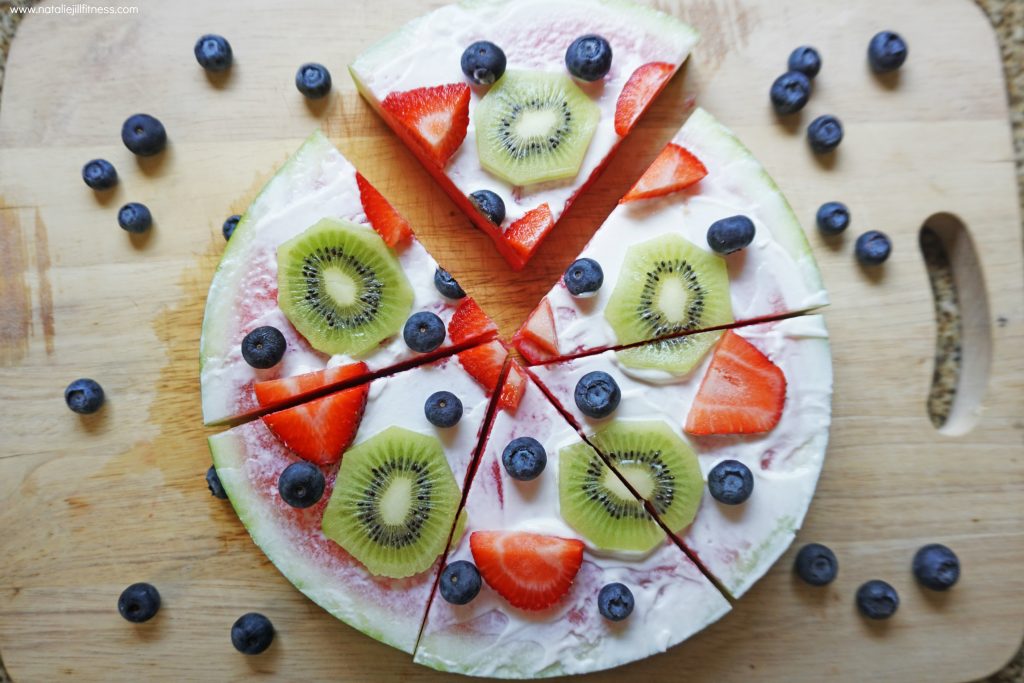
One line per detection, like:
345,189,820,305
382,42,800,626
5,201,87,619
349,0,699,269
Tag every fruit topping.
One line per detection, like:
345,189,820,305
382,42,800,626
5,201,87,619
807,114,843,154
520,298,558,357
222,214,240,241
118,202,153,234
260,382,369,465
856,230,892,266
503,203,554,263
707,459,754,505
614,62,674,136
816,202,850,235
501,436,547,481
574,371,621,419
382,83,470,167
118,583,161,623
794,543,839,586
868,31,908,73
194,34,232,72
433,267,466,300
121,114,166,157
620,143,707,203
598,582,635,621
788,46,821,78
469,530,584,610
460,41,507,85
563,258,603,297
355,172,413,248
565,34,612,82
404,311,447,353
440,560,483,605
241,326,286,369
457,340,508,393
206,465,228,500
231,613,275,654
448,297,497,345
614,329,721,375
254,362,368,408
769,71,811,116
278,461,326,508
499,362,527,412
912,543,960,591
65,378,104,414
295,62,331,99
468,189,506,225
707,215,756,254
81,159,117,190
856,580,899,620
425,390,463,428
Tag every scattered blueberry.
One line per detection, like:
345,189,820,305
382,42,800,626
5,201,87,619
231,612,275,654
278,461,326,509
574,371,621,419
121,114,167,157
439,560,482,605
807,115,843,154
912,543,960,591
403,312,446,353
501,436,547,481
816,202,850,235
295,63,331,99
707,215,756,254
118,583,161,623
468,189,505,225
856,580,899,620
788,46,822,79
425,391,463,428
241,326,287,369
206,465,228,500
794,543,838,586
598,583,634,621
460,41,507,85
868,31,908,73
855,230,892,265
563,258,604,296
65,378,105,414
81,159,118,190
565,34,612,82
194,34,233,72
707,460,754,505
769,71,811,115
222,214,241,241
434,267,466,299
118,202,153,234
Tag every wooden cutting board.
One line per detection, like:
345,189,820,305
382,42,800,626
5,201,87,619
1,0,1022,680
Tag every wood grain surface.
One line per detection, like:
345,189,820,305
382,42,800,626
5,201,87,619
1,0,1023,681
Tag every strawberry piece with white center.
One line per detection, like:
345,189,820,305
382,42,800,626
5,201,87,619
380,84,470,167
620,142,707,202
260,381,369,465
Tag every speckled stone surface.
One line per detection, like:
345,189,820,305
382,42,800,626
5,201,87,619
0,0,1020,681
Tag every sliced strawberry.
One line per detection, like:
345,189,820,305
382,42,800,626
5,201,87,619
470,530,584,611
355,172,413,248
620,143,707,203
448,298,498,345
457,340,508,395
261,383,369,465
380,83,470,167
253,362,368,409
614,62,675,137
503,204,554,265
499,361,527,413
684,331,786,436
519,297,558,358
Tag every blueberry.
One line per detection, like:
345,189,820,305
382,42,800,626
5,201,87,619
121,114,167,157
807,115,843,154
794,543,838,586
231,612,275,654
707,459,754,505
65,378,105,414
563,258,604,296
501,436,547,481
278,461,326,509
403,312,446,353
787,46,821,78
241,326,287,369
117,202,152,234
707,215,756,254
118,582,161,623
598,583,634,621
565,34,612,82
81,159,118,190
434,267,466,300
856,580,899,620
222,214,241,241
425,391,463,428
855,230,892,265
816,202,850,235
468,189,505,225
206,465,228,500
439,560,482,605
912,543,960,591
574,371,620,419
460,41,506,85
194,34,233,72
769,71,811,115
295,63,331,99
868,31,908,73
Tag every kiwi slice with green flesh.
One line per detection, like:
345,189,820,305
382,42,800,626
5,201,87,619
588,420,703,536
559,440,666,553
322,426,459,579
615,329,723,375
278,218,413,357
475,70,600,187
605,233,733,347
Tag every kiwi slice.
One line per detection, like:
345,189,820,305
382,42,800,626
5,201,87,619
588,420,703,536
615,329,723,375
321,426,459,579
559,440,665,553
475,70,600,187
605,233,733,346
278,218,413,357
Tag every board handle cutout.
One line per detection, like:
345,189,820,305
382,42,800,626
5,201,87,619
919,213,992,435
